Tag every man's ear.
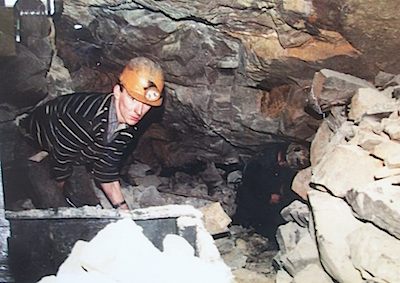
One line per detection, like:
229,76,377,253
113,84,121,100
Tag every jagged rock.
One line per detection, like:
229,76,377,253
374,166,400,180
280,200,309,227
349,129,387,152
136,186,167,207
214,237,235,255
308,190,364,283
214,225,277,281
309,121,332,167
133,175,163,187
235,238,248,254
385,155,400,169
347,223,400,283
290,167,313,201
0,7,15,57
292,263,333,283
244,252,276,275
37,218,234,283
220,248,247,270
232,268,274,283
273,211,325,280
357,115,385,135
199,202,231,235
276,230,320,277
275,221,309,255
275,70,400,283
382,116,400,141
373,140,400,168
200,162,224,185
46,55,75,97
348,87,398,121
226,170,242,190
346,180,400,240
309,69,374,113
128,163,153,178
311,144,383,197
0,45,49,107
276,269,294,283
375,71,400,88
310,119,355,169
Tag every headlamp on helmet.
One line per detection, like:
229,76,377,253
119,57,164,107
144,83,161,102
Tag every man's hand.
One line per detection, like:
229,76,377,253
101,181,129,210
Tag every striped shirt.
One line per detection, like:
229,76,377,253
25,92,137,183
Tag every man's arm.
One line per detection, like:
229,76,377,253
100,180,129,210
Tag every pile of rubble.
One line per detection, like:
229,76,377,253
97,169,279,282
97,162,240,219
274,69,400,282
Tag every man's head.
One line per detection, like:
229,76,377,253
285,142,310,171
119,57,164,106
114,57,164,126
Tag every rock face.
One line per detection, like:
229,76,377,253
274,70,400,283
2,0,400,171
2,2,400,280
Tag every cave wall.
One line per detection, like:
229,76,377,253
1,0,399,169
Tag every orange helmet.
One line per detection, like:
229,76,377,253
119,57,164,106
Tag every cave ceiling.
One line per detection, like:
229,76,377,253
1,0,400,169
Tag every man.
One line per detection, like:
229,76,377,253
21,57,164,210
233,142,309,244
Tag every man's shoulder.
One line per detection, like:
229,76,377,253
58,92,110,100
55,92,112,108
48,92,113,118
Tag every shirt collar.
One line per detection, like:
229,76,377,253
107,96,129,142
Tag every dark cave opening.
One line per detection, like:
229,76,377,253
232,143,304,246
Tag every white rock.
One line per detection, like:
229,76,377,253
292,263,333,283
347,223,400,283
374,166,400,179
283,232,320,276
350,129,386,152
346,180,400,240
291,167,313,201
382,116,400,141
308,190,363,283
276,268,294,283
310,120,333,167
280,200,310,227
276,221,309,254
163,234,195,257
38,218,234,283
373,140,400,168
311,144,383,197
348,87,397,121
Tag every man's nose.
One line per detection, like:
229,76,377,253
134,101,144,115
